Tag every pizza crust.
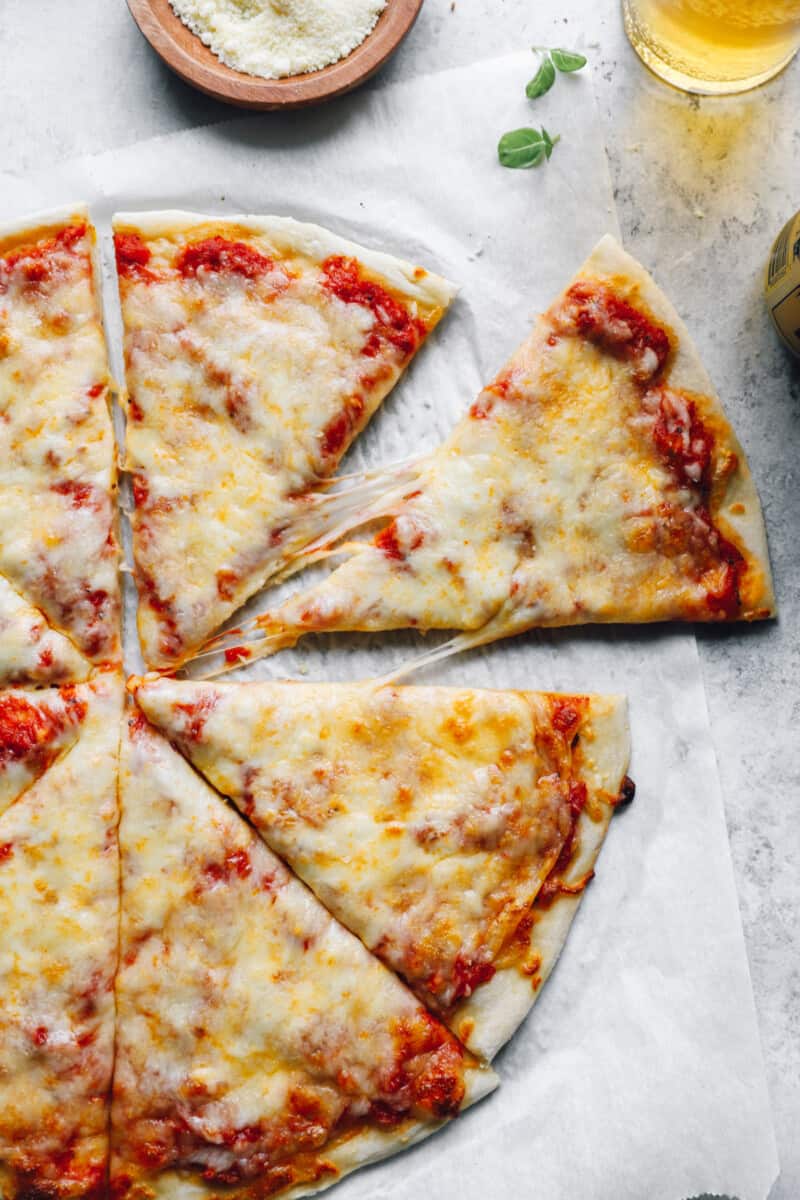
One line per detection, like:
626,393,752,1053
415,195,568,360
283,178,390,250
576,235,775,618
450,695,631,1061
112,210,458,310
141,1068,495,1200
0,203,92,250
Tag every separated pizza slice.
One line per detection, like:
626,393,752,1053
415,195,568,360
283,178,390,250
0,208,121,684
133,676,632,1062
222,234,774,670
112,710,495,1198
112,211,456,670
0,672,122,1199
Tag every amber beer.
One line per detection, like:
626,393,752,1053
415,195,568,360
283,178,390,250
623,0,800,93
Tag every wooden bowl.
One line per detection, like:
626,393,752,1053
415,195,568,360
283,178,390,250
126,0,424,110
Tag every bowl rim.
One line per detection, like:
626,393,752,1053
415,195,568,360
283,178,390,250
126,0,425,110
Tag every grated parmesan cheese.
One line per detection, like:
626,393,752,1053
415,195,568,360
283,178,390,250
169,0,389,79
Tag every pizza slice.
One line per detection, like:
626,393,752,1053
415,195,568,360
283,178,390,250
0,672,122,1199
217,234,774,670
111,710,496,1198
0,681,90,818
133,676,632,1061
0,208,121,684
112,211,456,670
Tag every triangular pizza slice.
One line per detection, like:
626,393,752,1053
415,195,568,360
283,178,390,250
0,672,121,1199
0,208,121,684
134,677,632,1061
222,234,774,669
111,709,496,1197
0,681,91,819
112,211,456,670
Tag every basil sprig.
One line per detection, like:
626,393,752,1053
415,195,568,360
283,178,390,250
498,127,560,169
526,46,587,98
498,45,587,170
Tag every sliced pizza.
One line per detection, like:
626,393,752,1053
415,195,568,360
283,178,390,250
0,672,122,1199
112,210,456,670
217,234,775,670
0,207,121,684
133,676,632,1061
111,710,496,1198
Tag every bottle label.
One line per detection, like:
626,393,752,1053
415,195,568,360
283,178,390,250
765,210,800,357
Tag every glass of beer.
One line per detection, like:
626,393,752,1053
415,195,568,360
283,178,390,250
623,0,800,93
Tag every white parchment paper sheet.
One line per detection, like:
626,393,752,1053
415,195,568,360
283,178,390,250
0,51,778,1200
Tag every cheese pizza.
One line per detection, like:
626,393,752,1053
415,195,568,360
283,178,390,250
0,672,121,1199
133,677,632,1061
0,208,120,685
217,235,774,670
112,711,496,1198
112,211,456,671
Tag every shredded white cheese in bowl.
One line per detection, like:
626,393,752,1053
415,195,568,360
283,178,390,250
169,0,390,79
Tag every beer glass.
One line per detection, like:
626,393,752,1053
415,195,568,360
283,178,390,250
623,0,800,93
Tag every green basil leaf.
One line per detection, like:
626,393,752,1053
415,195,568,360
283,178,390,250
541,127,561,159
551,47,587,72
498,128,547,169
526,56,556,99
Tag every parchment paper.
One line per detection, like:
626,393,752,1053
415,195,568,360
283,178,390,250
0,52,778,1200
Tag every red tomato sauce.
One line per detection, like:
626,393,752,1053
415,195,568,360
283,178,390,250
114,232,156,282
561,282,671,377
51,480,100,510
2,222,87,284
322,256,427,359
319,395,366,460
224,645,252,665
174,695,217,741
203,847,252,886
651,389,715,491
646,388,747,616
0,692,84,764
176,236,274,280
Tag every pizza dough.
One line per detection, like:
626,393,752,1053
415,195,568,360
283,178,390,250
113,210,456,670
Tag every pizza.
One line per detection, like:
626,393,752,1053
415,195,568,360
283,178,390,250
112,211,456,671
216,235,775,669
112,711,496,1197
133,677,632,1061
0,208,120,685
0,672,121,1199
0,682,90,818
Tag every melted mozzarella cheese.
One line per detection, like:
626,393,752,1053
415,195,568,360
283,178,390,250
134,677,629,1054
0,674,121,1197
0,211,120,681
113,212,455,669
0,575,90,685
113,714,494,1196
235,235,772,666
0,683,90,819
